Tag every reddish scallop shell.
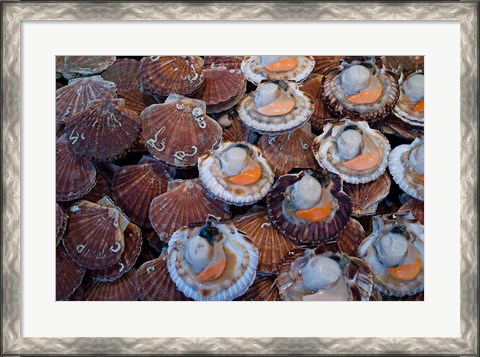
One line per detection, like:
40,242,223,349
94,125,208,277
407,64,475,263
89,223,143,282
61,56,116,78
149,179,231,243
375,115,424,140
218,109,258,144
399,197,424,225
56,203,67,245
335,219,366,257
258,125,318,177
203,56,243,70
83,270,138,301
144,230,164,252
344,172,391,216
194,67,247,113
231,211,296,274
101,58,156,115
56,76,117,124
68,282,85,301
140,56,205,98
135,252,192,301
80,172,112,203
381,56,424,78
141,98,222,167
63,199,127,270
300,74,336,131
111,161,169,227
236,275,281,301
56,244,86,300
66,99,140,161
312,56,343,74
56,139,97,202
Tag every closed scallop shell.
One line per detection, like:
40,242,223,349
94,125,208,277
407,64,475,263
149,180,231,243
56,75,117,124
381,56,424,78
89,223,143,282
335,218,366,257
141,97,222,167
399,197,424,225
56,138,97,202
66,99,140,161
300,74,336,131
217,109,258,144
236,274,281,301
203,56,243,70
375,115,424,140
63,199,127,270
56,203,67,245
140,56,205,98
83,270,138,301
80,172,112,203
231,211,296,274
344,172,391,216
56,243,86,300
311,56,343,75
61,56,116,78
258,125,318,177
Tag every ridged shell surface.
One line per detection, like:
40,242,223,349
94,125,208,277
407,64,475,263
217,110,258,144
300,74,334,131
312,56,343,75
56,203,67,245
335,219,366,257
56,244,86,300
375,115,424,140
83,271,138,301
203,56,243,70
399,197,424,225
80,172,112,203
236,275,281,301
344,172,391,216
61,56,116,78
241,56,314,85
393,71,424,126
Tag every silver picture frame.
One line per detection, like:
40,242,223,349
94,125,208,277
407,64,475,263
2,1,477,355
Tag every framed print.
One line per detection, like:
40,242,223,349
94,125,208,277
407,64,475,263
2,1,477,355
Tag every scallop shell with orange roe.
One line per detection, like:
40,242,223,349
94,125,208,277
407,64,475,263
59,56,116,79
56,203,67,245
56,138,97,202
56,244,86,300
149,179,231,243
237,80,314,135
258,124,318,177
236,274,281,301
231,210,296,274
198,141,275,206
276,247,373,301
393,71,424,127
313,120,391,184
241,56,314,85
141,96,222,167
66,99,140,161
343,172,391,216
167,221,259,301
82,270,138,301
140,56,205,99
63,197,128,270
194,67,247,113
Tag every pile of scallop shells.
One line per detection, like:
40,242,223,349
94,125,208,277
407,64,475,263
56,55,424,301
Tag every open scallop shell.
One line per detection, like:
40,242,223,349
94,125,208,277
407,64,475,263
236,275,281,301
266,169,352,244
60,56,116,79
258,125,318,177
241,56,314,85
83,270,138,301
399,197,424,225
149,179,231,243
203,56,243,70
56,244,86,300
237,80,314,135
217,109,258,144
141,96,222,167
393,71,424,126
300,74,336,131
313,120,391,184
167,221,259,301
56,203,67,245
344,172,391,216
198,141,275,206
66,99,140,161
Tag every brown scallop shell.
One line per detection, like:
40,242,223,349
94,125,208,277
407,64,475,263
375,115,424,140
266,169,352,244
231,211,296,274
68,282,85,301
111,161,169,227
89,223,143,282
344,172,391,216
101,58,156,115
381,56,424,78
257,125,318,177
194,67,247,113
56,76,117,124
149,180,231,243
80,172,112,203
312,56,343,75
66,99,140,161
61,56,116,78
218,109,258,144
399,197,424,225
203,56,243,70
300,74,337,131
236,275,281,301
82,270,138,301
140,56,205,98
140,98,222,167
335,219,366,257
56,244,86,300
56,203,67,245
56,139,97,202
63,199,127,270
144,229,164,252
135,252,191,301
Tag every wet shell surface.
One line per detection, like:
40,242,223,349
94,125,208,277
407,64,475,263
393,71,424,126
60,56,116,78
56,244,86,300
266,169,352,244
258,124,318,177
141,96,222,167
217,109,259,144
63,198,128,270
56,203,67,245
56,139,97,202
300,74,334,131
237,81,314,135
140,56,205,98
198,141,275,206
149,179,231,243
231,211,296,274
83,270,138,301
236,274,281,301
344,172,391,216
167,221,259,301
66,99,140,161
203,56,243,70
399,197,424,225
335,218,366,257
241,56,314,85
313,120,391,184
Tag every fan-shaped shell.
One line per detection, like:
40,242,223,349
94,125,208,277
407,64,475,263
241,56,314,85
56,75,117,124
300,74,336,131
56,139,97,202
231,211,296,274
399,197,424,225
56,203,67,245
393,71,424,126
375,115,424,140
149,180,231,243
56,244,86,300
140,56,205,98
217,110,258,144
236,275,281,301
203,56,243,70
335,219,366,257
141,97,222,167
83,271,138,301
344,172,391,216
60,56,116,78
311,56,343,75
381,56,424,78
80,172,112,203
66,99,140,161
258,125,318,177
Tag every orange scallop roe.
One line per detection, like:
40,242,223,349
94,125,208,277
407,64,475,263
264,57,299,72
347,76,382,104
196,259,226,282
294,201,332,222
257,96,295,116
411,172,424,184
387,258,422,281
342,147,380,171
228,165,262,185
414,98,424,112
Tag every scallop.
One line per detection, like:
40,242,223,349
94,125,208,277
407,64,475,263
236,275,281,301
56,203,67,245
241,56,314,85
56,244,86,300
60,56,116,79
82,270,138,301
393,71,424,126
343,172,391,216
300,74,335,131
